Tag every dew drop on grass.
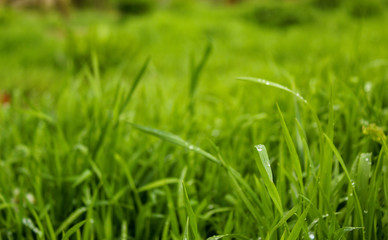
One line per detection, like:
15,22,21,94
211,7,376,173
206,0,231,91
255,145,264,152
308,232,315,239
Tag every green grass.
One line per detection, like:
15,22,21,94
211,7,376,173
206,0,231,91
1,1,388,239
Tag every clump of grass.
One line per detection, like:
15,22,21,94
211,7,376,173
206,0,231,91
65,24,138,72
312,0,342,9
1,4,388,239
348,0,384,18
248,2,314,28
114,0,155,15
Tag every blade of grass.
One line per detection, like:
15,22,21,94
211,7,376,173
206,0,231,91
61,220,86,240
206,234,250,240
138,178,180,192
189,40,212,114
128,122,221,165
237,77,307,104
182,182,201,240
254,144,283,214
356,153,372,209
277,105,304,194
287,204,310,240
323,134,365,239
267,205,299,240
55,207,87,236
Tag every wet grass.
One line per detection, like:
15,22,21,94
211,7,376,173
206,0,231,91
0,2,388,239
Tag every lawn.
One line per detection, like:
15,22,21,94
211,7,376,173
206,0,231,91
0,1,388,239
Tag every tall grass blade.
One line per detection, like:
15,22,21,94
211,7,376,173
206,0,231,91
119,56,151,115
182,182,201,240
323,134,365,239
55,207,87,236
356,153,372,209
254,144,283,214
189,40,212,114
277,105,304,194
61,220,86,240
267,205,299,240
287,204,310,240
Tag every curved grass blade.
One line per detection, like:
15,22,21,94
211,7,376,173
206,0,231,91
237,77,307,104
267,205,299,240
55,207,87,236
206,234,250,240
287,204,311,240
138,178,180,192
61,220,87,240
22,217,43,238
128,122,221,165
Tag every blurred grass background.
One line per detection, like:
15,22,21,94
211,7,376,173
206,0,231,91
1,0,388,239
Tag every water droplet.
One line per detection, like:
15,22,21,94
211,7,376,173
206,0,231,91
364,82,372,92
265,81,270,85
188,145,194,150
255,144,264,152
309,232,315,240
364,210,368,214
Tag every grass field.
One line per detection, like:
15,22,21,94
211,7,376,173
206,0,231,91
1,1,388,239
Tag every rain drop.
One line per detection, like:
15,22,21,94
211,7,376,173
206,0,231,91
309,232,315,240
255,145,264,152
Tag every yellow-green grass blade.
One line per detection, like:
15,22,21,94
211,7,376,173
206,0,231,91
138,178,180,192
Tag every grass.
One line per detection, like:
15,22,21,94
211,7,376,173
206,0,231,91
1,1,388,239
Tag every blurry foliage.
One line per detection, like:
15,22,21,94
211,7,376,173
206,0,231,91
113,0,155,15
248,2,314,28
312,0,342,9
65,25,138,72
348,0,384,18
